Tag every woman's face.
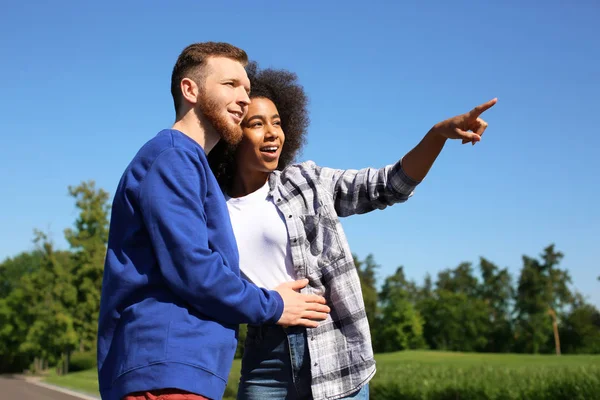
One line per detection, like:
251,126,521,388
236,97,286,174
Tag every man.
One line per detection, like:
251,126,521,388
97,42,330,400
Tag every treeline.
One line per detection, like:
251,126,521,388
354,248,600,355
0,181,109,374
1,180,599,375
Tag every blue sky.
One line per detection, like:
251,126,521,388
1,1,598,306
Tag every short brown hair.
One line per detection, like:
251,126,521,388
170,42,248,115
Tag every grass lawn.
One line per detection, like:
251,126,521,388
370,351,600,399
44,351,600,400
44,368,101,397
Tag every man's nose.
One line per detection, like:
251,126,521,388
237,88,250,107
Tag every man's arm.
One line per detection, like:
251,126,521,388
140,147,329,327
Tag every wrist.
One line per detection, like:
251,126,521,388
427,126,448,144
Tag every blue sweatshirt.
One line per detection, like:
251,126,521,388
97,129,284,400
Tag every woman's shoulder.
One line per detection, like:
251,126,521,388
279,160,320,181
283,160,320,173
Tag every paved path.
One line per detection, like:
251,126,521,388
0,375,98,400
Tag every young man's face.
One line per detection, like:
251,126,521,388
196,57,251,145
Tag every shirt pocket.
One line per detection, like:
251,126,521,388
299,208,345,269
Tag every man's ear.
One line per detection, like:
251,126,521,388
180,78,199,106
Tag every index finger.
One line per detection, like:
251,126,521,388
469,98,497,117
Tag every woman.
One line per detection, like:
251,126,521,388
208,63,496,400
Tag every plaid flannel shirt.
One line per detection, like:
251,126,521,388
265,159,419,400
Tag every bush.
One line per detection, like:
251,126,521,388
69,351,96,372
235,324,248,359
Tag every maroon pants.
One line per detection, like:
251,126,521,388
122,389,210,400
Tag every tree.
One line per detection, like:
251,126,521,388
420,289,490,352
64,181,110,351
436,262,479,298
0,250,44,372
0,250,43,299
421,273,433,301
559,293,600,354
354,253,379,329
374,267,425,352
478,257,514,352
18,232,77,373
514,245,573,354
419,263,490,352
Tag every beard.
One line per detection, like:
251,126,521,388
195,89,243,146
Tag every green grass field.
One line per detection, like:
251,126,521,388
370,351,600,399
44,351,600,400
44,368,100,396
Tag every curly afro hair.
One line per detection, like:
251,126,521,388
207,61,310,191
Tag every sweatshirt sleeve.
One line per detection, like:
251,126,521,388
139,147,284,325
